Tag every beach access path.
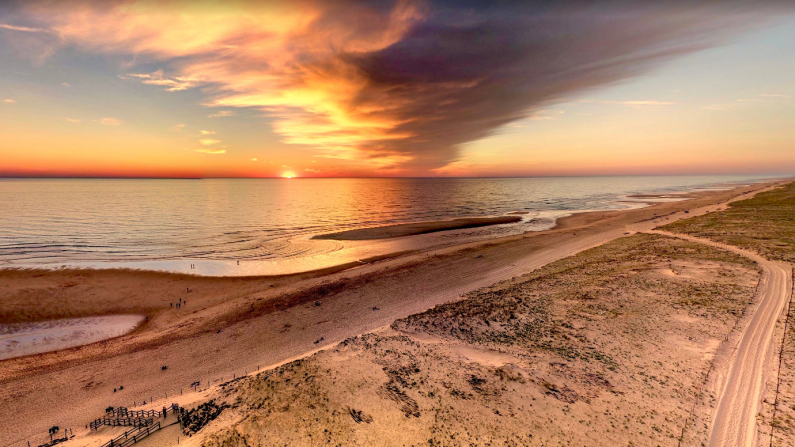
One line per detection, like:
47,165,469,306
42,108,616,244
644,231,793,447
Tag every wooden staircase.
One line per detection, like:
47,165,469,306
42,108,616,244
89,404,181,447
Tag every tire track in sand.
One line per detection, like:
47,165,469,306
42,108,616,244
646,230,792,447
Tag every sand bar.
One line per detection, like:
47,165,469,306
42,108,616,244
311,216,522,240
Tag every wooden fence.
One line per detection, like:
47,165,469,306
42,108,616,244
117,422,162,447
105,408,161,419
97,422,162,447
91,404,180,431
89,417,153,431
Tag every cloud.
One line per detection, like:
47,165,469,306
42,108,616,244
199,139,221,146
195,148,226,155
64,118,80,123
702,104,733,110
171,123,185,132
0,23,49,33
581,100,675,106
61,82,70,87
526,110,565,121
251,158,258,161
199,130,215,135
207,111,235,118
99,117,121,126
620,101,675,106
3,98,16,103
122,69,201,92
12,1,792,172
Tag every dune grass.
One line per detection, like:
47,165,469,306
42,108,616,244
660,181,795,263
202,234,759,446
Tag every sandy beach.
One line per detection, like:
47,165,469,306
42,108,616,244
0,179,790,447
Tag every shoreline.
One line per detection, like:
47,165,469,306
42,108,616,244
0,180,783,338
0,179,789,447
0,203,690,286
1,179,778,278
0,181,775,283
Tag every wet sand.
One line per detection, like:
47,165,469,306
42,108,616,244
312,216,523,240
0,179,788,447
0,315,144,361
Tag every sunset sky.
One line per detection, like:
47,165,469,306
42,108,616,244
1,1,794,178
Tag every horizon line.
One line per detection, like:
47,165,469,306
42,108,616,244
1,173,792,180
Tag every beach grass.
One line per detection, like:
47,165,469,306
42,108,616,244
660,181,795,262
202,233,759,446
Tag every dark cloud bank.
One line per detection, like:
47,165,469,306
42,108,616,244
334,1,791,171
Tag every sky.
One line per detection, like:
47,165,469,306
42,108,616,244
0,0,794,178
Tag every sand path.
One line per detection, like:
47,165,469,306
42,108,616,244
646,230,793,447
0,181,786,447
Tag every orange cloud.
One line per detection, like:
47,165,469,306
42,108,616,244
123,69,201,92
18,0,425,170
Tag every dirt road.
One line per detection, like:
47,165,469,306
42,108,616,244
648,230,793,447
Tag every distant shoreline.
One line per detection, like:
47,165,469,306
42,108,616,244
311,216,523,241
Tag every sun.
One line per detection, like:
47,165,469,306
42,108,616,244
282,172,296,179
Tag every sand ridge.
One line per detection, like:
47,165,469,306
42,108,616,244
311,216,523,240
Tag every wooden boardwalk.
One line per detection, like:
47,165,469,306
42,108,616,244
87,403,181,447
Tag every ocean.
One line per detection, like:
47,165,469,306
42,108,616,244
0,175,769,275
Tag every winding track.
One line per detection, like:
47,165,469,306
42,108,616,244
646,230,793,447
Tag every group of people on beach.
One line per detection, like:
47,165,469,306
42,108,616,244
171,296,187,309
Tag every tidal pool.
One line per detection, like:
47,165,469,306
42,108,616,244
0,315,145,360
